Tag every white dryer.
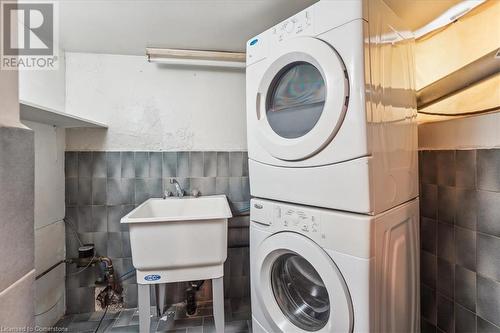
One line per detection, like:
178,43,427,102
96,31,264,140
250,198,420,333
246,0,418,214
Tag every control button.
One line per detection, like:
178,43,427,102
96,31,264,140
285,21,295,34
274,207,281,219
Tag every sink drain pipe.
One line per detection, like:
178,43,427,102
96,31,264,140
186,280,205,315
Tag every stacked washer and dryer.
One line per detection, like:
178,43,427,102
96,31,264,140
246,0,419,332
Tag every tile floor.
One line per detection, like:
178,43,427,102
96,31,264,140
53,298,252,332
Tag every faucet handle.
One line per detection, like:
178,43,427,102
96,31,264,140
164,190,173,199
191,189,201,198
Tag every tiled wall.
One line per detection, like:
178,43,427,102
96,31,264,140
64,151,250,314
419,149,500,333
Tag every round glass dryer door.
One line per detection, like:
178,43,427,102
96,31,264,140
271,253,330,331
255,37,349,161
266,62,326,139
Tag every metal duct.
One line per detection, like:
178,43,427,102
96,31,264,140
417,48,500,110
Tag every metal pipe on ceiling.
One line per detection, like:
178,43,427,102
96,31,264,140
417,48,500,110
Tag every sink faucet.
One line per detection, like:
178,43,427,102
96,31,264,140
169,178,184,197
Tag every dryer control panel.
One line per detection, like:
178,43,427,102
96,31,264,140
251,199,325,244
271,10,314,43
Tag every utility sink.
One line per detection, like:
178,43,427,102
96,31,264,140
121,195,232,284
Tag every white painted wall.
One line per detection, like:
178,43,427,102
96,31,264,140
22,121,66,327
0,63,23,128
19,50,66,111
64,52,247,151
418,112,500,150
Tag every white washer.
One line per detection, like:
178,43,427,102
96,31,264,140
246,0,418,214
250,198,420,333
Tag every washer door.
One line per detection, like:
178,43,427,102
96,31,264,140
255,232,353,332
254,37,349,161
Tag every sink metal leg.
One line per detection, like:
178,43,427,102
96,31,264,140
156,283,166,316
212,277,225,333
138,284,151,333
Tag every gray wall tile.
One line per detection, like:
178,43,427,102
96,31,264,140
477,317,500,333
421,218,437,254
78,177,92,205
477,191,500,237
477,233,500,282
421,184,438,219
438,222,455,264
455,226,476,271
189,152,204,177
177,152,190,177
422,284,437,324
477,276,500,327
215,177,230,197
77,206,93,233
455,303,476,333
477,149,500,192
134,152,149,178
78,152,92,178
106,152,121,178
437,294,454,333
437,151,456,186
455,265,476,312
229,177,244,202
217,152,229,177
456,189,477,231
65,152,78,178
92,178,107,205
66,178,78,206
204,152,217,177
456,150,476,189
422,151,438,185
92,152,107,178
107,232,123,258
437,258,454,299
121,152,135,178
149,152,163,178
92,205,107,232
229,152,244,176
190,178,216,196
438,186,456,224
422,251,437,289
163,152,177,177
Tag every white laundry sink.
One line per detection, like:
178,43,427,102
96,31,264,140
121,195,232,284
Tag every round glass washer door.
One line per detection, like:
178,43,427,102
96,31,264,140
255,37,349,161
254,232,353,332
271,253,330,331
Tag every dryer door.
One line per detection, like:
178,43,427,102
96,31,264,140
255,232,353,332
254,37,349,161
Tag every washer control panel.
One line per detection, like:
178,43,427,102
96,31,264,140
251,199,323,243
271,10,314,43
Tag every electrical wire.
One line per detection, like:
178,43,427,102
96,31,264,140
118,269,136,281
67,254,96,276
35,294,64,316
94,304,109,333
63,216,83,247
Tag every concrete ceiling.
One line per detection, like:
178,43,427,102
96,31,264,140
59,0,462,55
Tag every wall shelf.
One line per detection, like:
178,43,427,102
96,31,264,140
20,101,108,128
